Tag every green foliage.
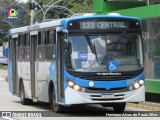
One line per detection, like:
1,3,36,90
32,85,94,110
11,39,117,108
0,0,14,42
0,0,93,29
65,0,93,13
0,39,2,46
0,34,8,46
34,0,93,21
0,64,7,70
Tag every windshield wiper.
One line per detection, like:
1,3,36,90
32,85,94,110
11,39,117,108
100,31,126,64
93,42,98,63
112,31,126,50
85,33,99,63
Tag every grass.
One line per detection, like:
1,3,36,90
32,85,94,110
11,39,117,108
0,64,7,70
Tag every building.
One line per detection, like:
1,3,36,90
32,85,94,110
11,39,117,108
93,0,160,99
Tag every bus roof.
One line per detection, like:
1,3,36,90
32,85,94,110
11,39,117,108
9,15,141,35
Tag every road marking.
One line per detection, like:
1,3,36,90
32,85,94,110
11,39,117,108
127,103,160,111
1,117,17,120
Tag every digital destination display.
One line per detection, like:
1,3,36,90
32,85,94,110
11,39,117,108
80,21,129,29
68,18,141,30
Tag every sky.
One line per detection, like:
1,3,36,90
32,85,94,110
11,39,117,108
22,0,28,2
17,0,28,3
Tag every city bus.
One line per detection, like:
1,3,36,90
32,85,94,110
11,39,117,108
8,14,145,112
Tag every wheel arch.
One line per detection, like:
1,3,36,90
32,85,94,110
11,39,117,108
48,80,54,102
18,77,23,97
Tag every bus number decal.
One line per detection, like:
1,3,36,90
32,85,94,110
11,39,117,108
81,61,89,68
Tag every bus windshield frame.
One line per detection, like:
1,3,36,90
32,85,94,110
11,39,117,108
65,30,144,76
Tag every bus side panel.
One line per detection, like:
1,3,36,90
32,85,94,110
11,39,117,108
37,61,49,102
21,61,31,99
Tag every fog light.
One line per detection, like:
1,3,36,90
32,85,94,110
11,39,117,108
81,87,86,92
68,81,74,87
129,86,133,91
139,80,144,85
74,85,80,91
134,82,140,89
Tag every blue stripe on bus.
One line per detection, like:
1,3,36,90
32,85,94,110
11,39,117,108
64,70,144,90
49,62,59,103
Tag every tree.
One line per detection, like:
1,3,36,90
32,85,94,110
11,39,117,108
0,0,15,44
34,0,93,21
1,0,93,27
65,0,93,13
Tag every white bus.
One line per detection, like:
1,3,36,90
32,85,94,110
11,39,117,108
8,14,145,112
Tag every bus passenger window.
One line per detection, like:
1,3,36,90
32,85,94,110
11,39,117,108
24,34,30,61
38,32,41,45
41,31,46,45
18,35,24,61
38,31,46,60
49,31,55,44
46,30,55,60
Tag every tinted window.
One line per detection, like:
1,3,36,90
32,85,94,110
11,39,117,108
46,30,56,60
38,31,46,60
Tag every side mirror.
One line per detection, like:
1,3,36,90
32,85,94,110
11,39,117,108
64,38,72,54
68,40,72,54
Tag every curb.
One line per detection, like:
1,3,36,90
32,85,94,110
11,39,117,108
127,102,160,111
140,101,160,107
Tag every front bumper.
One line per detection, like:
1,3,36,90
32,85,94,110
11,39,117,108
65,85,145,105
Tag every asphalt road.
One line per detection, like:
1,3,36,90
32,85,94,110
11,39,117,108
0,79,159,120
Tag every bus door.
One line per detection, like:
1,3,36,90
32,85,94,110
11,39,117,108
56,32,65,102
30,31,38,102
11,34,18,95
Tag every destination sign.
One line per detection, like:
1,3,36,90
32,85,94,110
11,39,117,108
80,21,129,29
67,18,141,30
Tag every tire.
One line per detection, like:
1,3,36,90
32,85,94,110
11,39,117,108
19,81,30,105
113,102,126,113
50,87,64,112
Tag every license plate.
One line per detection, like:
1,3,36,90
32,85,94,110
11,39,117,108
101,94,114,99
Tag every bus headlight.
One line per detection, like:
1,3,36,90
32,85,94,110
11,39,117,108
139,79,144,85
68,81,74,87
74,85,80,91
134,82,140,89
66,78,85,92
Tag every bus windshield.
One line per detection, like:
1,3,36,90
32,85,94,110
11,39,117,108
66,32,144,73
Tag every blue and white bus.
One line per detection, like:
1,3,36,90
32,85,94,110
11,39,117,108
8,14,145,112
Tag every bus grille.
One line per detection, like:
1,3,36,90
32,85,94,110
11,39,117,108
90,94,125,101
85,87,129,93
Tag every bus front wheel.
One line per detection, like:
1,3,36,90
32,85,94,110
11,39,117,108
50,87,64,112
113,102,126,113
